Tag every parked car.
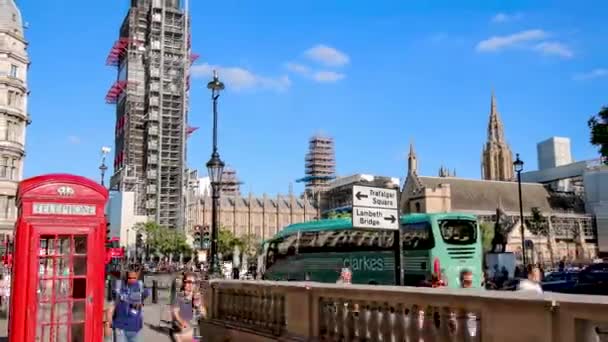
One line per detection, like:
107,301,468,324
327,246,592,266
568,263,608,295
541,271,579,293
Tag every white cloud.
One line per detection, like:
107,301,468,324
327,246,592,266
191,63,290,92
312,71,345,83
476,29,548,52
491,12,523,23
534,41,574,58
67,136,81,144
285,62,311,75
573,68,608,81
304,44,350,67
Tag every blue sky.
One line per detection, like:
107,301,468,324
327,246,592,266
19,0,607,195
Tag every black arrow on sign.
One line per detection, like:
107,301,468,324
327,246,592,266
355,192,368,201
384,215,396,223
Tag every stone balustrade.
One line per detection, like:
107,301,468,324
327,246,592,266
201,280,608,342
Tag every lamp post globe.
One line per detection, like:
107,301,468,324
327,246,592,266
513,153,526,267
207,70,225,92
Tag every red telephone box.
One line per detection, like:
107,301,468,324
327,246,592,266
9,174,108,342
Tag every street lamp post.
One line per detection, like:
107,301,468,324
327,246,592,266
513,153,526,267
99,146,111,186
206,70,225,276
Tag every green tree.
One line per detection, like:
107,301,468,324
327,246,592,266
588,106,608,163
479,222,495,253
326,211,352,219
134,221,192,257
218,228,242,260
527,207,548,236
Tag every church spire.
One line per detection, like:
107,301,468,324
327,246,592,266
408,140,417,175
482,91,514,181
488,91,506,144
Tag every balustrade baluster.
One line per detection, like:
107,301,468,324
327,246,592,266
408,305,422,342
393,304,406,342
379,302,391,342
318,298,329,338
264,289,272,329
454,308,467,342
436,306,451,341
369,303,380,342
344,300,356,341
420,306,436,341
272,292,280,334
336,298,345,340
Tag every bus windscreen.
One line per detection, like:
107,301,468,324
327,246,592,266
438,219,477,245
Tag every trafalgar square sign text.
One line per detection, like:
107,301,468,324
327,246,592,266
352,185,399,230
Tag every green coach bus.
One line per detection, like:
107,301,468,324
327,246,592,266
260,212,483,288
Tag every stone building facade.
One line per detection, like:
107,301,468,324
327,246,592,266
481,93,514,181
186,193,316,241
401,143,598,264
0,0,28,234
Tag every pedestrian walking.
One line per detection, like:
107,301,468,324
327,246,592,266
171,272,204,342
105,264,151,342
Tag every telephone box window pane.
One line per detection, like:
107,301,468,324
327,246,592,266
36,324,50,340
38,258,53,277
71,323,84,342
38,279,53,301
39,236,54,256
55,279,71,299
37,302,52,323
72,278,86,299
55,301,70,323
74,236,87,254
72,300,85,321
73,256,87,275
58,236,71,255
56,324,69,341
57,257,71,276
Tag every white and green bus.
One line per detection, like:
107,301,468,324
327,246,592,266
260,212,483,288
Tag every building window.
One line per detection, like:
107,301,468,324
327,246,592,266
10,65,18,78
0,158,8,179
10,159,17,180
415,202,421,213
0,196,7,219
6,121,17,142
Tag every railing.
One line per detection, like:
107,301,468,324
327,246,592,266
203,280,608,342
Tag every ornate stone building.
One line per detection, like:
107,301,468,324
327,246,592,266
401,143,598,264
0,0,29,234
481,93,514,181
186,193,316,241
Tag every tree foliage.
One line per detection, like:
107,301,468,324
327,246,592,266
588,106,608,163
527,207,548,236
134,221,192,257
479,222,495,253
326,211,352,219
217,228,262,261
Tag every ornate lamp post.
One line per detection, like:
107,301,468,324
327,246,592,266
99,146,111,186
513,153,526,267
206,70,225,276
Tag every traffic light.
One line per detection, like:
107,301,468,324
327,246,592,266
193,225,202,249
106,222,111,241
202,225,211,250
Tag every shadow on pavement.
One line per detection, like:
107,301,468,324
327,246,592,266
145,322,172,336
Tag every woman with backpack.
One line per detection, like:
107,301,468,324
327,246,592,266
105,264,151,342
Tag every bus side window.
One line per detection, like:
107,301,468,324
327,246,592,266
401,222,435,250
266,241,278,269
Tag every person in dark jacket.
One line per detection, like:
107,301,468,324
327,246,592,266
106,264,151,342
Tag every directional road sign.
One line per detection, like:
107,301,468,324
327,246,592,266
352,207,399,230
352,185,398,209
352,185,399,230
